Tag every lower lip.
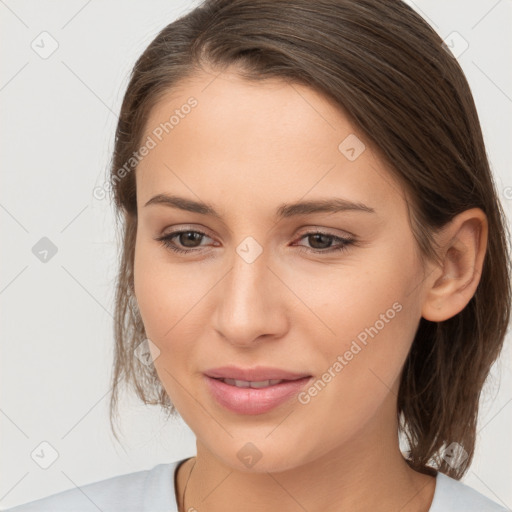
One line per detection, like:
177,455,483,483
204,375,312,415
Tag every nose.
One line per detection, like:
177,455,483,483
212,244,289,347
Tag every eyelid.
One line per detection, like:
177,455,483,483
160,224,216,240
294,225,354,238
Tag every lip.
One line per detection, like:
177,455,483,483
203,366,313,415
204,365,311,381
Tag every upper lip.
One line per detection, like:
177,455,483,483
204,366,311,381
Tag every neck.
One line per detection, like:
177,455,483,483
177,432,435,512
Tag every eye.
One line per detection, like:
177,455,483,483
155,228,356,255
155,229,214,254
293,231,356,254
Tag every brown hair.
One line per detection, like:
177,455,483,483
107,0,511,479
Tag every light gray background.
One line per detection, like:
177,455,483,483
1,0,511,509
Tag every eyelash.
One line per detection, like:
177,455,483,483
155,229,356,255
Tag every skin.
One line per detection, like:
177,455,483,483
133,67,488,512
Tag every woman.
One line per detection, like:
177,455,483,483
6,0,510,510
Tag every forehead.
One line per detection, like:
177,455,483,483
143,69,354,153
136,69,406,218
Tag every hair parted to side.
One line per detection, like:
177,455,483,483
107,0,511,478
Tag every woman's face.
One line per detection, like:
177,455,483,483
133,69,429,472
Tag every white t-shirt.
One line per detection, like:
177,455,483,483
2,458,508,512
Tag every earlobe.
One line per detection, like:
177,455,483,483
421,208,488,322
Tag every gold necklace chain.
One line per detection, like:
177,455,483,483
181,457,197,512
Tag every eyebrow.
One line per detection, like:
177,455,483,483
144,194,376,218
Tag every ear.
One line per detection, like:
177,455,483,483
421,208,488,322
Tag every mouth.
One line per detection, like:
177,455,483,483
203,370,313,415
204,365,311,382
210,377,306,388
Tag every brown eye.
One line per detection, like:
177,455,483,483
294,231,356,254
155,230,213,254
307,233,336,250
177,231,204,248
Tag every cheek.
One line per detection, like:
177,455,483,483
294,298,419,455
290,242,420,345
133,244,200,409
134,237,200,339
293,245,422,421
133,239,218,394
